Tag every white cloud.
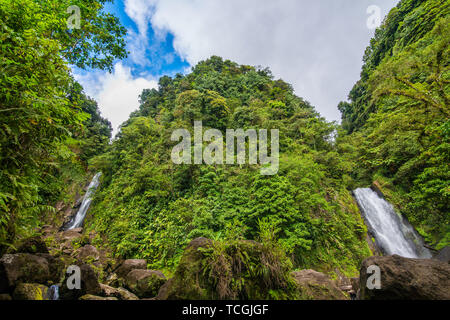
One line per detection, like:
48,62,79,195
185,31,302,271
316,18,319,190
124,0,154,36
126,28,150,67
125,0,399,122
74,63,158,136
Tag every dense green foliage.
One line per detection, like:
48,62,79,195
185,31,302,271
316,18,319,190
88,56,370,275
0,0,122,251
338,0,449,248
164,237,298,300
1,0,447,292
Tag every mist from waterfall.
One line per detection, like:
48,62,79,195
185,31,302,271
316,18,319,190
354,188,431,259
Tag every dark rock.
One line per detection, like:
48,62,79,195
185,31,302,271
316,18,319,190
117,287,139,300
0,254,51,291
186,237,213,251
73,196,83,209
155,278,174,300
60,229,83,242
434,246,450,263
79,294,118,300
125,269,166,298
291,270,349,300
16,236,49,254
365,233,383,256
100,283,139,300
59,264,102,300
0,293,12,300
105,273,124,288
115,259,147,279
351,277,360,293
370,181,386,199
76,245,100,263
12,283,49,300
359,255,450,300
36,253,65,284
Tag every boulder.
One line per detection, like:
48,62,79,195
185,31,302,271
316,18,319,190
115,259,147,278
79,294,118,301
291,270,349,300
116,287,139,300
105,272,124,288
100,284,139,300
155,278,174,300
36,253,65,284
59,264,102,300
60,229,83,242
15,236,49,254
125,269,166,298
12,283,49,300
359,255,450,300
73,197,83,209
434,246,450,263
0,293,12,300
0,254,51,291
76,245,100,263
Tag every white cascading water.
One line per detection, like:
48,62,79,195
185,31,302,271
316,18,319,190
65,172,102,230
48,285,60,300
354,188,431,259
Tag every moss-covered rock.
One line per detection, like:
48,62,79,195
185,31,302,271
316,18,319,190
100,283,139,300
15,236,49,254
79,294,118,300
125,269,166,298
291,270,349,300
0,254,51,291
115,259,147,278
59,264,102,300
161,237,298,300
105,272,125,288
76,245,100,263
36,253,65,284
12,283,49,300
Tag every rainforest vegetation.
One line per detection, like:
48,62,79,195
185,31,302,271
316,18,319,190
0,0,448,283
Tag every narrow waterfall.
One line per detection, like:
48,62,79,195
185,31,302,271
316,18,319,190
354,188,431,259
48,285,60,300
65,172,102,231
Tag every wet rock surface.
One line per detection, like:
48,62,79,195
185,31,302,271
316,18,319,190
359,255,450,300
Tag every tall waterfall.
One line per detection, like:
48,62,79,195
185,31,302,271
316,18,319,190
65,173,102,230
354,188,431,259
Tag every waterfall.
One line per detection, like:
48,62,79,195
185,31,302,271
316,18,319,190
48,285,60,300
354,188,431,259
65,172,102,231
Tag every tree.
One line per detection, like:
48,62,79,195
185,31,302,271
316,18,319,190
0,0,125,250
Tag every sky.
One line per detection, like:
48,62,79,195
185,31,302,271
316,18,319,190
73,0,399,135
